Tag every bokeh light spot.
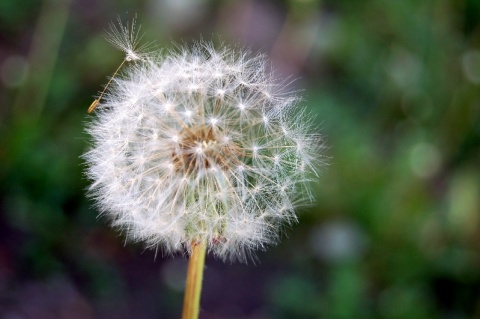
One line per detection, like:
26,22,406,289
409,142,441,178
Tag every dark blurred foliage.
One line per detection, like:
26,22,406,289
1,0,480,318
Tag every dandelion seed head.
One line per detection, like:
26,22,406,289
84,33,323,262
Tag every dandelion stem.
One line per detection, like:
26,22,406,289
182,241,207,319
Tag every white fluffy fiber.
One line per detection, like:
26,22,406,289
84,22,321,262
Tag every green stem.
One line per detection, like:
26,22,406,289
182,241,207,319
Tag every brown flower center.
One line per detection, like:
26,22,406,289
171,125,243,175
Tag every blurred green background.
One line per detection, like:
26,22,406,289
1,0,480,318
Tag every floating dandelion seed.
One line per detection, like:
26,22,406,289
84,21,323,263
105,15,153,62
88,16,154,113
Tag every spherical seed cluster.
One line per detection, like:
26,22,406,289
84,43,320,261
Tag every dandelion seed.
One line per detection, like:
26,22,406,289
87,16,153,113
105,15,152,62
84,27,323,263
87,99,100,113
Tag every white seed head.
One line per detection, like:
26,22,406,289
84,33,323,262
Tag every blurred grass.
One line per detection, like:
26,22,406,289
0,0,479,318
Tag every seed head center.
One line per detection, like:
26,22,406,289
171,125,242,175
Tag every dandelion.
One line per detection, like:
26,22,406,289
83,18,322,319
